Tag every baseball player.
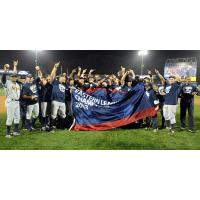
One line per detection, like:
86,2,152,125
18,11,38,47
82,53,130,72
21,67,42,131
161,77,181,133
49,62,67,131
39,75,53,131
1,60,21,138
179,77,198,132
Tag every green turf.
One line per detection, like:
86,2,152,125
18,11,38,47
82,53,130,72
0,87,200,150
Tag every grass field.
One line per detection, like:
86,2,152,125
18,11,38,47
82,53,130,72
0,88,200,150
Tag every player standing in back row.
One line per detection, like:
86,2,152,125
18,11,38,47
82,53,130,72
1,60,21,138
49,62,67,131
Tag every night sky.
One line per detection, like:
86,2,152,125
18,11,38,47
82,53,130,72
0,50,200,80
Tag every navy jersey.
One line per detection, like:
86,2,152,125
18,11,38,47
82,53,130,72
164,83,181,105
40,83,53,102
21,78,40,105
51,80,66,103
146,89,159,107
179,83,197,99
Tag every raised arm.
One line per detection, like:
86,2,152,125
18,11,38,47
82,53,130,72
121,71,129,85
50,62,60,82
129,69,136,79
77,66,82,78
80,68,87,78
68,68,77,79
155,69,165,85
13,60,18,73
88,69,95,77
35,66,43,78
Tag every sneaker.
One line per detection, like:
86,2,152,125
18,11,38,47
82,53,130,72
31,126,36,131
169,129,175,134
188,129,194,133
153,129,158,133
180,127,186,130
5,134,12,138
13,132,20,136
41,127,46,131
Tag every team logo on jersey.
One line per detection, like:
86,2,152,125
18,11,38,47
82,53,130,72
59,84,66,93
183,86,192,94
158,86,164,94
165,86,172,94
30,84,38,96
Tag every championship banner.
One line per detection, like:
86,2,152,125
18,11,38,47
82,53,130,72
72,85,157,131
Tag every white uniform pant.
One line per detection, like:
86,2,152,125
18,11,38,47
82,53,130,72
51,100,66,119
6,99,20,126
26,103,39,120
163,104,177,124
41,102,51,118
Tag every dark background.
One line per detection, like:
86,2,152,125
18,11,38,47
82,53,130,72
0,50,200,81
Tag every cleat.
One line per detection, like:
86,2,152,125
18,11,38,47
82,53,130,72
188,129,194,133
180,127,186,130
41,127,46,131
153,128,158,133
5,134,12,138
31,126,36,130
13,132,20,136
169,129,175,134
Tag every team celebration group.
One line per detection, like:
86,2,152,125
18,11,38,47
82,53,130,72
1,60,200,138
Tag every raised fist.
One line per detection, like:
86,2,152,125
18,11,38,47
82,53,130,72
71,68,77,73
154,69,159,74
13,60,18,67
54,62,60,68
3,64,10,72
82,69,87,74
89,69,95,73
35,66,40,71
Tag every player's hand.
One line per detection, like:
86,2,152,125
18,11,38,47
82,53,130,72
129,69,134,74
35,66,40,71
71,68,77,73
89,69,95,73
82,69,87,74
3,64,9,72
121,66,125,71
54,62,60,68
154,69,159,74
13,60,18,67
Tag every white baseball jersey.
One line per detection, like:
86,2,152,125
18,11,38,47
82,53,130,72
4,80,20,100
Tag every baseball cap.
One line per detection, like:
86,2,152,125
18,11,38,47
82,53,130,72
26,74,33,78
10,73,18,77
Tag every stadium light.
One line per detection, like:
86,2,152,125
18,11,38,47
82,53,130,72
138,50,148,76
32,50,43,66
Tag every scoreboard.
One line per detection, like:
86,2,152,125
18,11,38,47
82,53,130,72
164,57,197,81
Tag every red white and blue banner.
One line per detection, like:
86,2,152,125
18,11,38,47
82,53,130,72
72,85,157,131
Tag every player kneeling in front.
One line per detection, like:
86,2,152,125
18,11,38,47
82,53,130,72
2,61,21,138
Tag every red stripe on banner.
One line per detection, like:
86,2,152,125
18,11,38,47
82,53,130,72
73,107,157,131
